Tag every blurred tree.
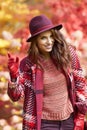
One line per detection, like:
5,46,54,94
0,1,87,130
0,0,40,37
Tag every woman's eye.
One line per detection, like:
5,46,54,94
41,37,46,40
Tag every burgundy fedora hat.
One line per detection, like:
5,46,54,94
26,15,62,42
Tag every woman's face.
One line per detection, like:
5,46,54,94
36,30,54,55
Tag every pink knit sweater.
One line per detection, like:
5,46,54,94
41,58,73,120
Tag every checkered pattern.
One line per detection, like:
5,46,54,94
8,46,87,130
69,46,87,114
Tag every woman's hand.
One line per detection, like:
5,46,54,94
74,113,84,130
8,53,19,82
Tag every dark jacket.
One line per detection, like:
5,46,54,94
8,46,87,130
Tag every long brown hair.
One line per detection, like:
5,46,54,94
28,29,71,71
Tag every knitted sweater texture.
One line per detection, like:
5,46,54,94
8,46,87,130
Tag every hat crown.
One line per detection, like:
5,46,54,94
26,14,62,42
29,15,53,35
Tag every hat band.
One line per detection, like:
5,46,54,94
31,24,53,35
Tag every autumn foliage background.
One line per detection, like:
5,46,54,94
0,0,87,130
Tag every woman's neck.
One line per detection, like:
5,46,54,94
41,53,51,60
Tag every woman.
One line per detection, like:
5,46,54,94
7,15,87,130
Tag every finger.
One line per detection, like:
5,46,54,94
8,53,15,61
8,53,13,60
16,57,19,63
8,53,11,58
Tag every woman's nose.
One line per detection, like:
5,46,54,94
47,38,53,44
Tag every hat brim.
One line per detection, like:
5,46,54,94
26,24,62,42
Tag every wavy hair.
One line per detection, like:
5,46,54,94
28,29,71,71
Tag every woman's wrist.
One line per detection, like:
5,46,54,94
10,77,17,82
8,80,16,89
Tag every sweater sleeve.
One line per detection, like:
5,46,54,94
69,45,87,114
7,71,25,102
7,56,32,102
